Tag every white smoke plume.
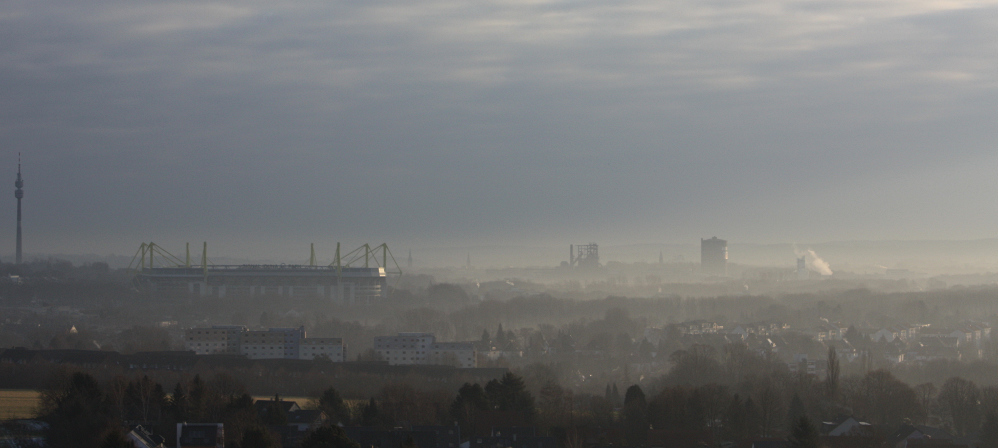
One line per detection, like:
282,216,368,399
793,245,834,276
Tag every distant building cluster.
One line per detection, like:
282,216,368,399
643,317,993,372
184,326,345,361
374,332,477,368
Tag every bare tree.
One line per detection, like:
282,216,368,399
755,382,784,438
825,347,839,398
938,377,981,436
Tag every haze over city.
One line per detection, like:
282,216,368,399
8,3,998,447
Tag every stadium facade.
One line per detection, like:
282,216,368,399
133,242,396,304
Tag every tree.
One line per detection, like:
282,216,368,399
301,425,362,448
188,374,208,421
485,372,536,423
668,345,722,385
743,396,762,439
914,382,937,415
788,415,818,448
692,384,729,444
825,347,839,398
42,372,113,448
754,382,784,438
225,394,263,448
317,387,351,425
850,370,924,429
378,383,419,427
623,385,648,447
171,381,188,421
452,382,489,431
427,283,469,304
786,393,806,435
240,426,280,448
125,375,164,423
98,428,134,448
260,394,288,427
611,383,621,407
725,394,749,442
361,398,381,427
981,412,998,448
938,377,981,436
587,395,614,428
538,381,569,428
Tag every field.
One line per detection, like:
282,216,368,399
0,390,41,420
0,391,320,420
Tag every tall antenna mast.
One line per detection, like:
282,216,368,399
14,153,23,264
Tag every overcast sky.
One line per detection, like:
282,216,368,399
1,0,997,262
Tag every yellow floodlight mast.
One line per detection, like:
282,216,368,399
128,242,187,272
332,242,403,294
202,242,208,282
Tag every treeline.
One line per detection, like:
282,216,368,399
37,368,360,448
27,341,998,448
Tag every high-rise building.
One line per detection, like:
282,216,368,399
700,237,727,276
14,155,23,264
569,243,600,269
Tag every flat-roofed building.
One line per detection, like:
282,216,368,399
374,333,477,368
240,327,305,360
429,342,477,368
185,326,346,361
299,338,345,361
184,326,245,355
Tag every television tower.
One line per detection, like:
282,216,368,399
14,154,23,264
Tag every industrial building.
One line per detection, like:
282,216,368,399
373,332,477,368
132,242,397,304
184,326,345,361
700,237,728,276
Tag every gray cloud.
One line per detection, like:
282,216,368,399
1,0,996,261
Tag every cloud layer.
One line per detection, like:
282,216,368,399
1,0,997,260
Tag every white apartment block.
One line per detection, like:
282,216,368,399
184,325,245,355
240,328,302,359
184,326,345,361
299,338,346,362
374,332,477,368
428,342,477,368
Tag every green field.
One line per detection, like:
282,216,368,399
0,389,41,420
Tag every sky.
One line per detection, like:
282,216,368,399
1,0,997,263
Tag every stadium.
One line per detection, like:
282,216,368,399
131,242,398,304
